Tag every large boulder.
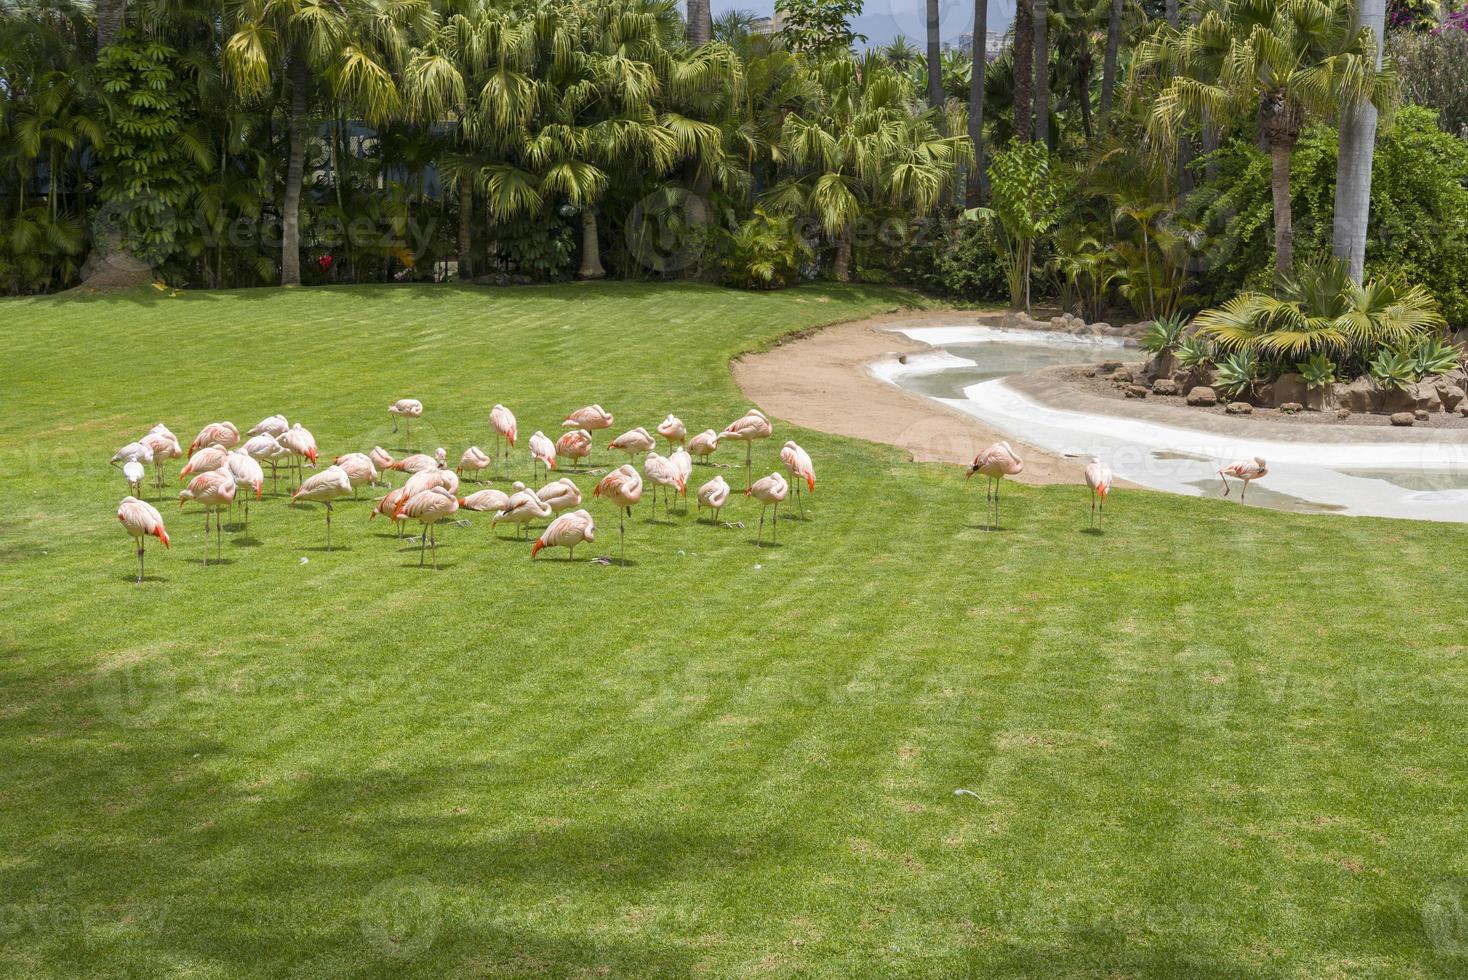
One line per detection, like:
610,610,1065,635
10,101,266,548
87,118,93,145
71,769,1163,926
1430,376,1466,413
1147,351,1180,379
1381,382,1440,415
1335,376,1378,414
1152,379,1180,396
1391,412,1415,426
1186,386,1218,406
1271,373,1310,407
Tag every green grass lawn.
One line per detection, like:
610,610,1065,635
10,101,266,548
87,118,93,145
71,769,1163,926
3,281,1467,978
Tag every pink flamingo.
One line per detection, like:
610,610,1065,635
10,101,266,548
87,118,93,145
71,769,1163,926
179,444,229,481
278,423,318,486
179,469,237,565
657,414,687,449
608,427,655,466
394,487,460,568
780,440,816,517
189,421,240,455
457,446,491,481
140,430,183,489
670,447,692,503
458,487,511,513
563,404,614,431
403,466,459,498
226,450,264,528
369,446,396,471
745,471,789,546
110,440,153,469
529,430,557,482
293,465,354,550
556,429,593,471
493,484,551,540
967,441,1024,530
532,509,596,560
371,487,412,539
1083,456,1113,529
643,452,681,521
1219,457,1267,500
388,398,424,445
537,477,583,514
122,460,146,497
489,404,517,474
118,496,169,582
388,452,440,476
247,414,288,438
687,429,720,463
594,464,643,566
242,434,288,494
721,409,773,489
697,474,731,523
333,451,380,498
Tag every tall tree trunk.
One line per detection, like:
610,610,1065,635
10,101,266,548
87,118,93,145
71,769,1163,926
1268,141,1294,279
1078,59,1094,141
458,179,473,281
833,228,853,282
966,0,989,205
1100,0,1121,115
1333,0,1385,281
282,54,310,288
1202,124,1220,183
1033,0,1050,146
1014,0,1033,141
687,0,711,45
926,0,944,109
95,0,126,51
578,209,605,279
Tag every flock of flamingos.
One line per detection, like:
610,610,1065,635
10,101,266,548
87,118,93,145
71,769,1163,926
110,399,819,580
110,396,1273,582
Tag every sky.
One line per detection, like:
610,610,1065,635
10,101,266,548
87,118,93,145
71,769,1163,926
709,0,1017,47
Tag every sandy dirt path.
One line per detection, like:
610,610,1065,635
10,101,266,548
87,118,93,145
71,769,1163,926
731,310,1075,484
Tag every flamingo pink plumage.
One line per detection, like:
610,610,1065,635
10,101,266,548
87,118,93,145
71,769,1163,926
556,429,593,470
745,471,788,546
489,404,517,474
388,398,423,444
608,427,655,464
118,496,169,582
394,487,459,568
293,464,354,550
178,469,236,564
457,487,511,513
1083,456,1114,529
696,474,731,523
720,409,773,489
967,441,1024,530
780,440,815,517
529,430,557,480
687,429,720,463
493,484,551,539
643,452,681,520
247,414,288,438
657,414,687,449
1219,457,1267,500
189,421,240,455
594,464,643,566
457,446,491,480
179,444,229,481
537,477,583,514
532,508,596,560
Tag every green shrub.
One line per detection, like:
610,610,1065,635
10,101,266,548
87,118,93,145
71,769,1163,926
1295,351,1337,389
1141,313,1188,355
1369,347,1417,390
1214,350,1259,400
718,210,810,290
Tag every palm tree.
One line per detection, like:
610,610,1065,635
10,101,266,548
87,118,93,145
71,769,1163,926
967,0,989,203
1014,0,1034,140
884,34,921,73
1033,0,1051,145
927,0,944,108
1100,0,1122,114
688,0,712,45
765,55,969,281
223,0,416,287
1136,0,1395,278
95,0,126,50
1333,0,1386,281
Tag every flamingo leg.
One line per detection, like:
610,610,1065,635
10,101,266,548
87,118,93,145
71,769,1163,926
1241,478,1249,501
795,482,805,518
137,541,145,583
419,524,427,566
773,501,779,542
431,523,438,569
757,508,765,546
1099,493,1105,529
202,511,209,567
619,512,626,567
1090,488,1096,529
215,509,223,562
744,442,752,490
325,502,333,551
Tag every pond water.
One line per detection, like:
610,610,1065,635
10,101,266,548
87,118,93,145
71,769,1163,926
874,326,1468,522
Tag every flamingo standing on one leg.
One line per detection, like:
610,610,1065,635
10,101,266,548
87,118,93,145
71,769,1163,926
457,446,491,482
779,440,816,518
140,430,183,490
608,427,655,467
721,409,773,490
179,469,237,565
745,471,788,547
657,414,687,450
669,447,692,514
189,421,240,455
293,465,354,550
643,452,681,521
967,441,1024,531
242,433,287,494
687,429,720,464
226,450,264,529
395,487,460,568
556,429,593,471
529,430,557,483
532,508,596,560
1219,457,1267,501
117,496,169,583
1083,456,1114,529
122,459,146,497
489,404,517,476
278,423,319,487
389,398,424,446
594,464,643,566
697,474,731,524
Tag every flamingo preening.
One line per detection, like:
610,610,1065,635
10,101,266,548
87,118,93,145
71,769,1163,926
292,465,354,550
247,414,288,438
277,424,319,487
556,429,593,471
643,452,681,521
608,427,655,466
226,450,264,528
687,429,720,464
594,464,643,566
369,446,396,471
402,466,459,499
388,452,440,476
179,444,229,481
389,398,423,445
537,477,582,514
243,433,289,494
720,409,773,490
562,404,613,461
140,430,183,489
457,446,491,481
333,452,381,498
697,474,731,523
110,440,153,470
179,469,236,565
189,421,240,455
118,496,169,582
1083,456,1114,529
745,471,788,546
1219,457,1267,500
457,487,511,513
532,508,596,560
489,404,517,475
657,414,687,449
493,484,551,540
780,440,816,517
967,441,1024,531
529,430,557,482
371,487,412,539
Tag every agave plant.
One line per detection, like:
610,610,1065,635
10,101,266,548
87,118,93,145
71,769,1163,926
1194,259,1446,360
1407,336,1462,379
1175,335,1216,371
1141,313,1188,356
1369,348,1417,392
1295,352,1337,390
1213,349,1259,400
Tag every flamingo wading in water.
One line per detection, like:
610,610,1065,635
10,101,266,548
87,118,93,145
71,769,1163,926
1219,457,1267,501
967,441,1024,531
118,496,169,582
